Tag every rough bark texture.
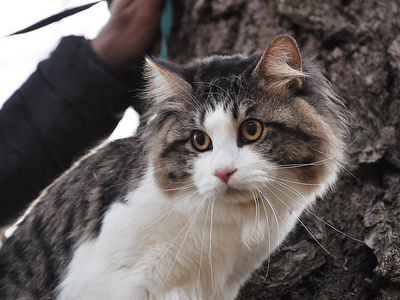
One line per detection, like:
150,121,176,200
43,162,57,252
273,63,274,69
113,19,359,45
167,0,400,298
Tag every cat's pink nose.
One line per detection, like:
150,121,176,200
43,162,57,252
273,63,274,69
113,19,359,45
214,169,237,183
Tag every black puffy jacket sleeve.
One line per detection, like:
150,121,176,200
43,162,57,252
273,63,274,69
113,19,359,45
0,36,142,225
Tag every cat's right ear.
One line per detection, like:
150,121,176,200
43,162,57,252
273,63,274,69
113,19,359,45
144,58,192,104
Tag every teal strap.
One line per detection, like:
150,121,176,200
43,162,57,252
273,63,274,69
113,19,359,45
159,0,173,60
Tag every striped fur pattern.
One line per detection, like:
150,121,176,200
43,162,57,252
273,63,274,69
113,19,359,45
0,36,349,299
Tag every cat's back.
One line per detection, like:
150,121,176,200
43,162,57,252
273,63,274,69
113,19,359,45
0,136,145,299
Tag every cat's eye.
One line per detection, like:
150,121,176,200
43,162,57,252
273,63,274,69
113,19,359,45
191,130,212,151
241,119,263,142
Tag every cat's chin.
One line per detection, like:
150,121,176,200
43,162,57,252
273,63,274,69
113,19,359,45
215,187,256,207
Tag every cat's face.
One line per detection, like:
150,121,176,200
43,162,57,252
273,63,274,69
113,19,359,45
143,35,347,216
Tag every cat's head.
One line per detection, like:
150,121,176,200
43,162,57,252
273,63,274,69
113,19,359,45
141,35,348,216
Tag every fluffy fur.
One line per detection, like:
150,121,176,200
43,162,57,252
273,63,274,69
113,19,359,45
0,35,349,299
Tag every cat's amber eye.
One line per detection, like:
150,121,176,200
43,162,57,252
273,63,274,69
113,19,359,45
191,130,212,152
241,119,263,142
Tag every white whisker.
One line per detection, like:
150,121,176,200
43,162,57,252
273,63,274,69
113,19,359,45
163,195,206,286
198,196,212,289
309,145,359,182
254,186,281,246
209,199,215,292
262,183,335,258
256,190,272,279
268,132,364,172
267,174,323,186
268,179,363,243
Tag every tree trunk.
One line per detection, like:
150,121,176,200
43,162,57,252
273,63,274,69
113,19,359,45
167,0,400,298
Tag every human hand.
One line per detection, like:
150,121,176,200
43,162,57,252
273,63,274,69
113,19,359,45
91,0,165,73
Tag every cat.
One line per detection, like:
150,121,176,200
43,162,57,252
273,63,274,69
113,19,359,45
0,35,348,299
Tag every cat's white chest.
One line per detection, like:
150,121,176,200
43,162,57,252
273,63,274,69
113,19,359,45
57,165,299,300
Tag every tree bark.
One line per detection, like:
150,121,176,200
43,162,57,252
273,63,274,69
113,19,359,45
167,0,400,298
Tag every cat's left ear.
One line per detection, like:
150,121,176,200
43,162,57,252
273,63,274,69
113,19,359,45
144,58,192,104
253,35,305,91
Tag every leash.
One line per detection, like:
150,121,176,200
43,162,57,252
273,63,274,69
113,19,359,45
5,0,173,60
7,1,105,37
